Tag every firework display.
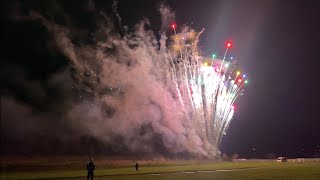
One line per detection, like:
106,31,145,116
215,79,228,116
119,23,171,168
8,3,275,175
21,7,248,157
168,24,247,153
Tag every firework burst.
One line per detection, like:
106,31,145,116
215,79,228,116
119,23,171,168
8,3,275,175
168,24,248,154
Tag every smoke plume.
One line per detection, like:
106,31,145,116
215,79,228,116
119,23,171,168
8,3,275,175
2,1,219,158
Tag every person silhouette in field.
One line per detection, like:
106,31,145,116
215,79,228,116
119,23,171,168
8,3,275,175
86,158,96,180
135,162,139,171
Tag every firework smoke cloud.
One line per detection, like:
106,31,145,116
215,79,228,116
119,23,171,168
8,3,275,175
2,1,247,158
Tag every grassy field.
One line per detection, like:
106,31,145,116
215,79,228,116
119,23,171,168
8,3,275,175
1,157,320,179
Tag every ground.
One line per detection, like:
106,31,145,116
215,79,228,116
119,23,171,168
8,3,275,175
1,157,320,179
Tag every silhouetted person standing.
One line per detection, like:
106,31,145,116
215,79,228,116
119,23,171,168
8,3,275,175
135,162,139,171
86,158,95,180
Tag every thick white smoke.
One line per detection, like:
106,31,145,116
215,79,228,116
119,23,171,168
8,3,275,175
14,4,216,157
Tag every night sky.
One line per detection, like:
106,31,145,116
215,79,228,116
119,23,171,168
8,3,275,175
2,0,320,158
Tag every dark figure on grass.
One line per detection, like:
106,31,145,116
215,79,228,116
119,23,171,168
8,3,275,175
135,162,139,171
86,158,96,180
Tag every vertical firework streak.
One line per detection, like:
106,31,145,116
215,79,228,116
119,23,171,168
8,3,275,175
168,26,247,153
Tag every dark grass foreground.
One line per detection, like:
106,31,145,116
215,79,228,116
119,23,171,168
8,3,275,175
1,157,320,179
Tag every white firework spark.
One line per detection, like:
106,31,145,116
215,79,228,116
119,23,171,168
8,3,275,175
168,25,247,152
